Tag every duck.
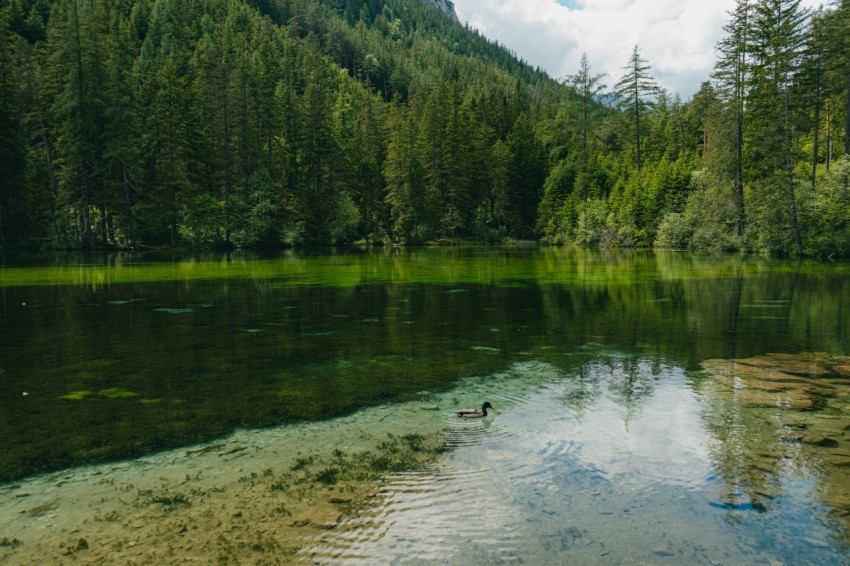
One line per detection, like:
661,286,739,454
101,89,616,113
456,401,493,418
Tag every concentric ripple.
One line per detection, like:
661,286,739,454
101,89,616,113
303,359,847,565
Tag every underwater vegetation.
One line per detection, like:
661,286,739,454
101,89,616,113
59,389,140,401
2,249,850,488
700,352,850,532
0,538,22,548
272,433,447,492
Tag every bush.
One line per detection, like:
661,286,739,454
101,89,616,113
665,170,741,253
180,194,223,247
654,213,692,249
801,157,850,258
575,199,617,247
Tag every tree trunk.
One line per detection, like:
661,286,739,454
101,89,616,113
73,0,94,250
99,194,109,247
25,52,58,200
170,186,178,246
811,65,822,191
845,72,850,155
221,75,232,247
635,85,642,172
582,101,589,201
81,185,95,250
826,100,832,173
783,85,803,256
734,85,745,236
122,163,137,251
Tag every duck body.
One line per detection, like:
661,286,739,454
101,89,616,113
456,401,493,418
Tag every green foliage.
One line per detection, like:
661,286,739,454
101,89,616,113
654,213,692,250
801,157,850,258
0,6,26,247
615,45,660,172
181,195,224,247
232,168,281,248
0,0,572,249
574,198,616,248
0,0,849,255
743,179,804,256
538,159,576,242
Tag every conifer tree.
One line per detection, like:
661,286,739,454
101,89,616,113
615,45,659,172
0,6,23,245
714,0,752,236
384,97,425,243
748,0,808,255
801,9,828,192
505,112,545,238
42,0,107,249
826,0,850,157
568,53,607,200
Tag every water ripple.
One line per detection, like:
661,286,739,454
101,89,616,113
303,359,846,565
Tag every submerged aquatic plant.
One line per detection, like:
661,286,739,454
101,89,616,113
314,467,340,485
59,388,140,401
153,307,194,314
144,491,191,508
290,455,316,472
99,388,139,399
281,433,447,488
59,390,95,401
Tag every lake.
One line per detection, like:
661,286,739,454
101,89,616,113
1,248,850,564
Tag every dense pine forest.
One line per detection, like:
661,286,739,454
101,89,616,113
0,0,848,256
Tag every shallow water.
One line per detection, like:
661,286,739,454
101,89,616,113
2,248,850,563
307,361,848,565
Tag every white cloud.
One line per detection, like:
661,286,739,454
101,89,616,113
452,0,826,98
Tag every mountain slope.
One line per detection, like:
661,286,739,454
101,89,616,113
0,0,564,248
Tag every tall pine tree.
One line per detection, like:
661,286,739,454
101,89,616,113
713,0,752,236
748,0,808,255
615,45,659,172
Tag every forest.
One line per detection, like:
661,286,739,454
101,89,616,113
0,0,848,257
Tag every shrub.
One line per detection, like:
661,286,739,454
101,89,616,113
654,213,692,250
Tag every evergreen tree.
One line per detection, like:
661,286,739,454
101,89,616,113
133,0,194,246
505,112,545,238
384,96,425,243
1,0,849,256
825,0,850,157
568,53,607,200
748,0,809,255
346,86,387,243
488,138,512,235
803,8,828,191
42,0,106,249
615,45,659,172
0,6,24,245
714,0,753,236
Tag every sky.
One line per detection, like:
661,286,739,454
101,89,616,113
451,0,826,98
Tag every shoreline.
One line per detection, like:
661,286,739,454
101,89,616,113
0,397,453,565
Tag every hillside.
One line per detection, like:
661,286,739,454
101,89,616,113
1,0,849,256
0,0,564,249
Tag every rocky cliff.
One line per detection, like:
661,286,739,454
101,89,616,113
423,0,458,20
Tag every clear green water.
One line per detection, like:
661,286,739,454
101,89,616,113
2,248,850,563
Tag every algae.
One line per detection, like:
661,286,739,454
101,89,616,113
99,388,139,399
59,389,139,401
153,307,194,314
700,351,850,538
59,391,95,401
